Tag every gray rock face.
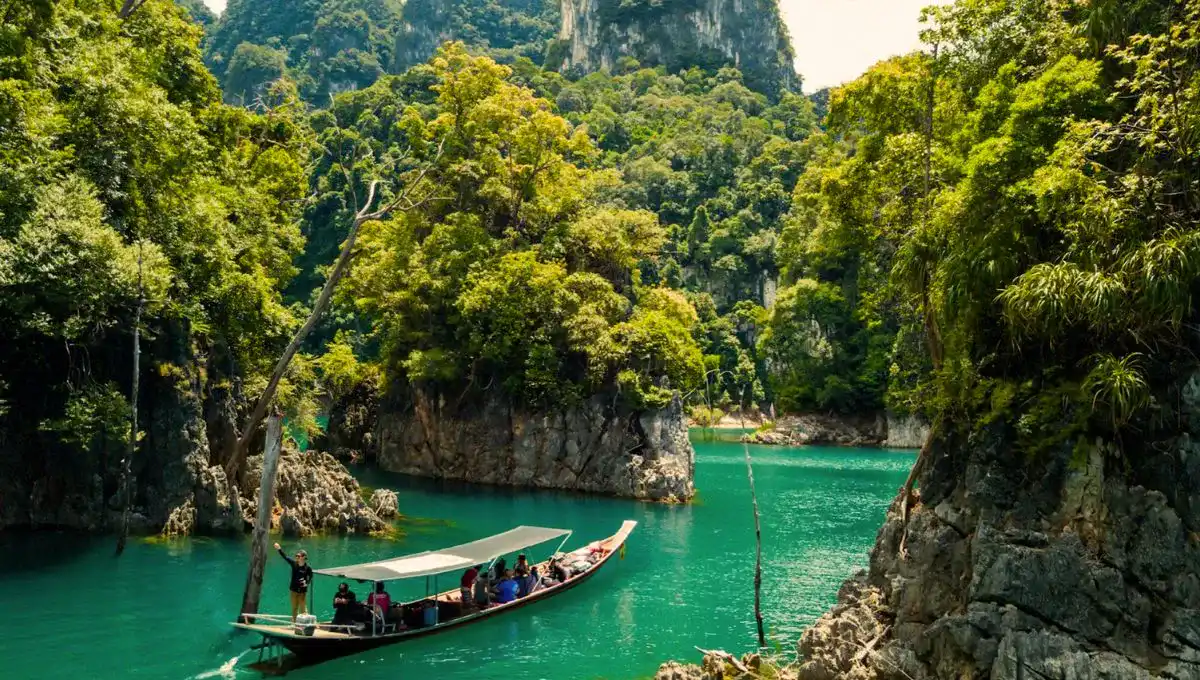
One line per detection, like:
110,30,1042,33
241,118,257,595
1,323,385,539
376,389,694,501
555,0,796,96
316,378,379,461
885,413,929,449
368,488,400,520
149,344,242,536
793,402,1200,680
241,448,386,537
741,412,928,449
744,413,888,447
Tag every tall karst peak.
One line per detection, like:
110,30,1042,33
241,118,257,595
551,0,797,96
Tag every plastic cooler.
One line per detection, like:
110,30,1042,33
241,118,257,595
294,613,317,636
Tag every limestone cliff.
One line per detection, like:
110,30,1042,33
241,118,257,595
0,324,383,537
807,394,1200,678
347,387,694,501
662,371,1200,680
884,413,929,449
553,0,796,96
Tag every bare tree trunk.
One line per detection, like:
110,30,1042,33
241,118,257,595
240,412,285,621
118,0,148,18
704,370,713,437
224,183,381,482
116,249,144,557
223,148,444,482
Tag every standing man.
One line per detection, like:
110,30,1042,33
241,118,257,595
274,542,313,621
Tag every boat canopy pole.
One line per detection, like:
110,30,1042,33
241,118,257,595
552,531,573,557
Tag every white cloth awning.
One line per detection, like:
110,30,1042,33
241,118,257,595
314,525,571,581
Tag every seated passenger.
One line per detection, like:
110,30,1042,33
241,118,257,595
473,571,492,609
491,557,507,580
549,557,570,583
514,553,530,576
367,581,391,612
519,566,542,597
495,569,519,604
461,564,481,606
332,583,357,626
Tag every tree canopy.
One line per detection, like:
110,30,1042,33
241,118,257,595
0,0,310,493
11,0,1197,488
772,0,1200,452
311,45,705,409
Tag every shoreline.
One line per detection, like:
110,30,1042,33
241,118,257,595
689,410,929,450
690,428,922,451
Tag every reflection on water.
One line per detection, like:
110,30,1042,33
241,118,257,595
0,442,913,680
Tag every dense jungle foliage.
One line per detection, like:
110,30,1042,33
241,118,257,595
6,0,1199,484
0,0,311,493
803,0,1200,452
300,54,832,416
258,0,1200,447
312,44,707,410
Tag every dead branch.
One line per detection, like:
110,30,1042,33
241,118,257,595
118,0,150,18
694,648,751,675
224,141,445,482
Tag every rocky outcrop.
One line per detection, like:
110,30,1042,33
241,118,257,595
741,412,928,449
368,488,400,520
662,368,1200,680
0,322,389,538
392,0,558,72
0,321,245,535
393,1,458,71
374,388,695,501
884,412,929,449
656,651,792,680
554,0,796,97
744,413,888,447
150,340,243,536
317,378,380,461
161,447,388,537
791,403,1200,677
241,448,387,536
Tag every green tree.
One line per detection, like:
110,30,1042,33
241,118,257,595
324,45,704,410
0,0,310,514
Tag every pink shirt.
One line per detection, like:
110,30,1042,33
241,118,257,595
368,592,391,610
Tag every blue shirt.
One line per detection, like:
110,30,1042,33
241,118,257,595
496,578,519,603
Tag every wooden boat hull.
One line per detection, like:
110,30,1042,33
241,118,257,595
234,520,636,670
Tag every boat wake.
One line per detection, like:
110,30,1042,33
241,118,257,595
191,650,251,679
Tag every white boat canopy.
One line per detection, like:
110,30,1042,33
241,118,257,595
313,525,572,582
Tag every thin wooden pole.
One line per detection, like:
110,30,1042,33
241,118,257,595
116,244,144,557
239,411,285,621
739,390,766,648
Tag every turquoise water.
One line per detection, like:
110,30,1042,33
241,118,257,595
0,441,913,679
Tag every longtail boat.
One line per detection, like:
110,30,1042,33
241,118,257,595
232,520,637,673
